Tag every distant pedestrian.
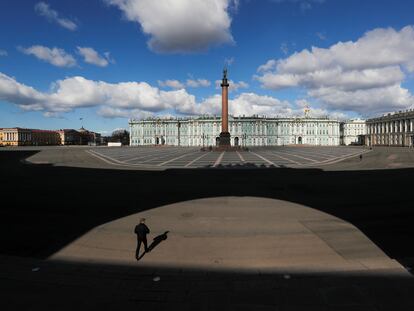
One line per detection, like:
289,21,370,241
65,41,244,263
359,154,363,161
134,218,150,260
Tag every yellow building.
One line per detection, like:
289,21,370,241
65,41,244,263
0,128,32,146
0,127,100,146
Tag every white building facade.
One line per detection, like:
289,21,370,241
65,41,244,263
341,119,366,145
129,116,341,147
366,109,414,147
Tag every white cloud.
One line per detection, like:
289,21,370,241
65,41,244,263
186,79,211,88
19,45,77,67
196,92,342,119
0,72,198,117
77,47,112,67
0,49,7,56
259,66,405,91
257,59,277,73
308,85,413,116
104,0,235,53
186,93,291,117
265,26,414,75
0,72,48,109
43,111,61,118
229,93,291,116
256,26,414,116
35,2,78,31
0,71,347,120
158,80,185,89
98,107,152,119
158,78,211,89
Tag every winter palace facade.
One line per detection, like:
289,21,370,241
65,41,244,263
129,115,347,147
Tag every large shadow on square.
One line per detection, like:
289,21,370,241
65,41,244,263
0,149,413,272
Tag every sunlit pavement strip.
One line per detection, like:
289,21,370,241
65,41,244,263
304,149,372,166
88,146,369,169
273,151,318,162
158,151,202,166
236,151,245,162
184,152,210,167
213,151,225,167
265,151,302,165
50,197,408,274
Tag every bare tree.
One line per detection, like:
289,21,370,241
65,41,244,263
111,129,130,145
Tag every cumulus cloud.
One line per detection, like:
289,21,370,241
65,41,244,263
104,0,235,53
158,78,211,89
259,66,405,91
229,93,291,116
158,80,185,89
19,45,77,67
256,26,414,116
98,107,152,119
257,59,277,73
0,49,7,56
77,47,113,67
0,71,348,120
182,93,290,117
186,79,211,88
35,2,78,31
0,71,335,120
308,85,413,115
0,72,199,117
196,92,341,119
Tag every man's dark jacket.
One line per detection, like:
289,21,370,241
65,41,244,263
134,223,150,239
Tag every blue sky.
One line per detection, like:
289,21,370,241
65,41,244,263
1,0,414,134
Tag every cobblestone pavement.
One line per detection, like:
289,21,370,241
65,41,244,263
87,146,368,169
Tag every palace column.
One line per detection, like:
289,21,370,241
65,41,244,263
219,69,231,146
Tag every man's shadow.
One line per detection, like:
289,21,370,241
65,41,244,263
137,231,169,261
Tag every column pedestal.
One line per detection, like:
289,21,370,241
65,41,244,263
219,132,231,146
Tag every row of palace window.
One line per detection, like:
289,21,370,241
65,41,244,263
132,136,337,145
133,126,336,137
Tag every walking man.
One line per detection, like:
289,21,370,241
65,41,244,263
134,218,150,260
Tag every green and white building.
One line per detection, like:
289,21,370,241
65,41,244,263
341,119,366,146
129,115,342,147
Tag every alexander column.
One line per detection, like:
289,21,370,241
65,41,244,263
219,68,231,146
